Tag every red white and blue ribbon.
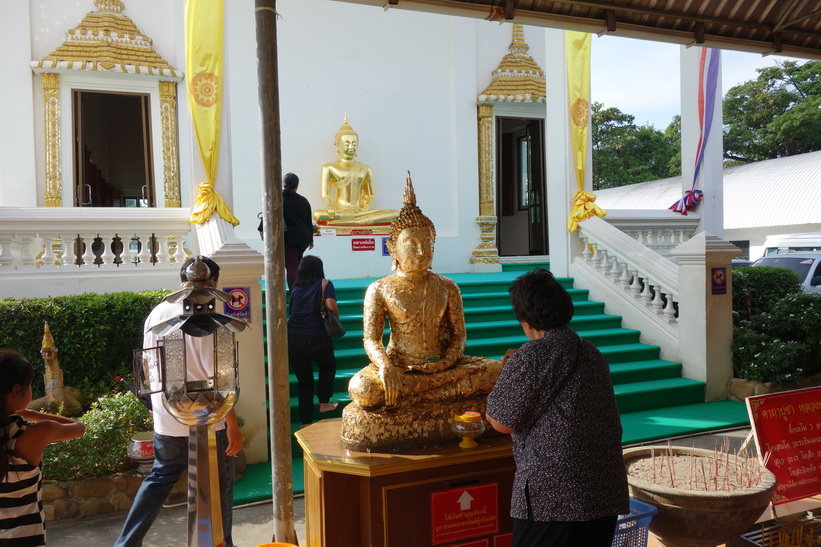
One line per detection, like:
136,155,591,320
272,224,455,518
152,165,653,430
670,48,720,215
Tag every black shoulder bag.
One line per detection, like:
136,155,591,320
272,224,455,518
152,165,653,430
320,279,346,339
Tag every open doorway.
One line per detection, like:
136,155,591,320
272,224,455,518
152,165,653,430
72,90,155,207
496,117,547,256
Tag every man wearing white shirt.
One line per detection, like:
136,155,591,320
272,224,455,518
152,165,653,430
115,257,242,547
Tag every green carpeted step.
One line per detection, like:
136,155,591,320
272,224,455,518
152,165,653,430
613,377,705,414
598,342,660,364
620,400,750,446
609,359,682,385
233,457,305,504
501,262,550,272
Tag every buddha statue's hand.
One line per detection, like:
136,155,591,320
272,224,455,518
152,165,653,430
380,365,404,408
326,204,336,219
405,358,452,374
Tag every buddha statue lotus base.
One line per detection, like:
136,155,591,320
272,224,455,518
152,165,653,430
340,395,494,452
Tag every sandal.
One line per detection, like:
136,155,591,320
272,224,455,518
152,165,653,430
319,402,338,413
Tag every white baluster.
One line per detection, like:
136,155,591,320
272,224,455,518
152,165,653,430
599,249,610,274
640,277,654,306
97,234,114,266
663,293,677,323
679,229,690,244
155,235,170,264
590,244,602,269
630,270,642,297
80,234,94,267
651,284,665,314
609,256,622,281
619,261,632,289
581,237,592,262
31,234,45,269
139,235,153,265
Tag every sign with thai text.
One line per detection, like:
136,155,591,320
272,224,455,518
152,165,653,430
431,483,498,544
747,386,821,505
352,238,376,251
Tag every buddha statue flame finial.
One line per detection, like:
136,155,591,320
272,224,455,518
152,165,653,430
387,172,436,251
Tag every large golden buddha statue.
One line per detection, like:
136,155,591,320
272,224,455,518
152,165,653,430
341,174,503,450
313,115,398,226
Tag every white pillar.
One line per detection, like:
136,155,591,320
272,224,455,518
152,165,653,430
680,47,724,237
544,29,584,277
210,238,267,463
1,0,37,207
670,233,740,401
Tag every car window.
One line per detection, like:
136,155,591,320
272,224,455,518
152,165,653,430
752,257,814,280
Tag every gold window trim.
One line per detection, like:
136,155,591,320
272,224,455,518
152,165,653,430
31,0,183,208
471,24,547,265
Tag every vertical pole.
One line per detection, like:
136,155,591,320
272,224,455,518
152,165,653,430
254,0,297,543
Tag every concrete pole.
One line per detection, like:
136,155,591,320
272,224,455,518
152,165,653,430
254,1,297,544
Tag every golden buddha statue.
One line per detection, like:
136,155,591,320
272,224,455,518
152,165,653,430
341,173,503,450
313,115,398,226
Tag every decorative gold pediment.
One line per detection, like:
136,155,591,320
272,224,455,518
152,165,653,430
478,24,546,104
31,0,182,78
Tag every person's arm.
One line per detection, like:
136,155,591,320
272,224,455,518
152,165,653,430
486,413,514,435
224,409,242,457
325,297,340,318
13,410,86,467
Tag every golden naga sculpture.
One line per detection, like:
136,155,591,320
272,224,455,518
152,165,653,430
313,115,398,226
341,173,503,450
27,322,83,417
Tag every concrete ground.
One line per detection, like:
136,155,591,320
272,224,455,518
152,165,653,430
46,427,759,547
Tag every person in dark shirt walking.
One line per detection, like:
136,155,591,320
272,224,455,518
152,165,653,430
282,173,314,290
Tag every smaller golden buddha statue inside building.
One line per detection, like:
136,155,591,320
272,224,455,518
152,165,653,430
313,115,398,228
341,173,503,450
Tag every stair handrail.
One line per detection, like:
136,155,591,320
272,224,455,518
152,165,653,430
575,215,679,324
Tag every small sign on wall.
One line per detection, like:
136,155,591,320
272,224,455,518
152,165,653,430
352,238,376,251
431,483,499,545
711,267,727,295
382,237,390,256
222,287,251,323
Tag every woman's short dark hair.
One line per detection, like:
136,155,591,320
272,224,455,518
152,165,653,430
295,255,325,287
509,268,574,330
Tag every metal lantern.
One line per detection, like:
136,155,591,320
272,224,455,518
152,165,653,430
134,257,248,547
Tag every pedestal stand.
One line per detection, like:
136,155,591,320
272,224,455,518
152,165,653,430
187,424,224,547
295,418,515,547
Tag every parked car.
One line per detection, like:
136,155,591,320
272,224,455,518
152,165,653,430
762,233,821,256
731,259,754,267
750,252,821,293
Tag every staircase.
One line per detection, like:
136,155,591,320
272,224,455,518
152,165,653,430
239,264,748,502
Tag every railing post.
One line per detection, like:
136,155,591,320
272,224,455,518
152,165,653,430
670,232,740,401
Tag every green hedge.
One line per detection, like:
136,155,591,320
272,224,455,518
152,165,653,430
0,291,167,401
731,267,819,382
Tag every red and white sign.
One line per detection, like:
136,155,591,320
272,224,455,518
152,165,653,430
447,540,488,547
352,238,376,251
431,483,498,545
747,386,821,505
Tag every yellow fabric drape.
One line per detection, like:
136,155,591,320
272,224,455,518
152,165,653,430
185,0,239,226
565,31,605,233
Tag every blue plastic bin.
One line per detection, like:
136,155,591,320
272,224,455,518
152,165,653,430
612,497,658,547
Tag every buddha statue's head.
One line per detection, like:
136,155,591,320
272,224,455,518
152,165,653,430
334,114,359,161
387,173,436,273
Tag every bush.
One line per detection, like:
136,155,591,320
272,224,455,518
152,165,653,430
732,266,802,317
0,291,167,401
42,392,153,481
732,290,821,382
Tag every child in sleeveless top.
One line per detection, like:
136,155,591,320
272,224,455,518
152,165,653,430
1,349,86,546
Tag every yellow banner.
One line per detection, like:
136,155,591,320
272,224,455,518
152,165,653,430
185,0,238,226
565,31,605,232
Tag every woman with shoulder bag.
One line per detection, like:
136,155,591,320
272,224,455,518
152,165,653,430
287,255,340,428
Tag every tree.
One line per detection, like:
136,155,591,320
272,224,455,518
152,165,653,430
723,60,821,163
591,102,680,190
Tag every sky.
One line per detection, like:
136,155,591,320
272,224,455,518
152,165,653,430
590,35,802,129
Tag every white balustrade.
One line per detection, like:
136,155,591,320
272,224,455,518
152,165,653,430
603,209,699,257
0,207,192,271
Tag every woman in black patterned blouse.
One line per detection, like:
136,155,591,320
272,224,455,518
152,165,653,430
486,269,629,547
